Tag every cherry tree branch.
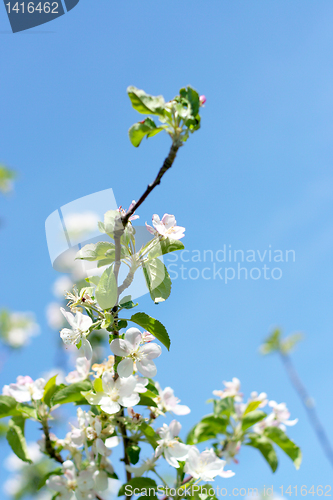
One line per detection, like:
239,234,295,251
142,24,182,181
41,418,63,464
122,141,181,226
280,352,333,469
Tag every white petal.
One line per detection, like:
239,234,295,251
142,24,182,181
60,328,77,345
76,311,93,332
100,400,121,414
117,376,137,397
93,470,108,491
102,371,115,393
105,436,121,448
117,358,134,378
172,404,191,415
119,393,140,408
141,343,162,360
60,308,76,328
110,339,131,357
161,214,176,229
169,420,181,437
81,338,93,361
137,359,157,378
124,328,142,350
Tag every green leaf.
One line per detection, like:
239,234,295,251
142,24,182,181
179,86,200,117
264,427,302,469
213,397,235,417
43,375,58,408
76,242,115,262
0,422,8,436
6,417,32,464
130,312,170,350
146,237,185,260
246,433,278,472
126,445,141,465
0,165,16,193
242,410,266,431
120,296,137,309
0,395,18,418
187,415,228,445
137,392,158,407
143,259,171,303
85,276,100,286
243,401,261,416
118,477,158,497
95,267,117,310
129,118,164,147
140,422,158,449
260,329,281,355
16,404,37,420
280,333,304,354
127,86,165,116
51,380,92,405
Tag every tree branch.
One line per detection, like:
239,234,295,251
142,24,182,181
41,418,63,464
122,141,181,226
280,352,333,469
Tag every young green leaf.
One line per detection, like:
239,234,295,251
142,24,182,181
264,427,302,469
130,312,170,350
126,445,141,465
143,259,171,303
6,417,32,464
0,395,18,418
241,410,266,431
76,242,115,261
187,415,228,445
260,329,281,355
129,118,164,147
127,86,165,116
246,433,278,472
95,266,117,310
51,380,92,405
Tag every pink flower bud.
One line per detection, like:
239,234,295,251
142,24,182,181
199,95,206,106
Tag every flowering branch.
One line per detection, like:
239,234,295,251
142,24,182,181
41,417,63,464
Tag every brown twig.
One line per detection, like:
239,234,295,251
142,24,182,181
280,352,333,469
122,141,181,227
41,418,63,464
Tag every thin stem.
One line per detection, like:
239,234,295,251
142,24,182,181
122,141,181,226
280,352,333,468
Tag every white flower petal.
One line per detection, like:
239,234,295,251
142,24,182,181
117,358,134,378
124,328,142,350
137,359,157,378
110,339,131,357
141,342,162,359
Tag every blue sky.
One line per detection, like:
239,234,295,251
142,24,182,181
0,0,333,497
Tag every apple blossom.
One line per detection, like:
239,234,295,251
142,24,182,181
66,357,91,384
155,420,189,468
117,200,139,221
82,372,142,414
154,383,191,415
92,355,115,378
145,214,185,240
2,375,45,403
110,327,161,378
199,95,207,106
185,447,235,481
213,377,242,401
125,457,158,477
60,308,93,360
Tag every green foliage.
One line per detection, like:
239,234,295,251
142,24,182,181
187,415,228,445
127,86,166,116
0,165,15,193
137,391,158,408
95,266,118,310
6,416,32,464
76,242,115,261
264,427,302,469
213,397,235,417
43,375,58,407
51,380,92,405
130,312,170,350
143,259,171,303
246,433,278,472
129,118,165,147
140,422,158,449
241,410,266,431
0,395,18,418
260,329,281,355
280,333,304,354
126,444,141,465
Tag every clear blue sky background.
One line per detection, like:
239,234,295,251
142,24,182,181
0,1,332,498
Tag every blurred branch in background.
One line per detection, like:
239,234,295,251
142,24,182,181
260,329,333,469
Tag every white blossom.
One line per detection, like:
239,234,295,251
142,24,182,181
213,377,242,401
125,457,157,477
3,311,40,348
60,308,93,360
185,447,235,481
146,214,185,240
155,420,189,468
2,375,45,403
110,327,161,378
82,372,142,414
254,401,298,433
66,357,91,384
154,383,190,415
